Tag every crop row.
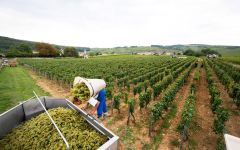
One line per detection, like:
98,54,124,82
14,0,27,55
205,60,229,133
20,56,194,100
213,59,240,83
131,59,194,113
110,58,195,116
208,59,240,107
149,61,195,133
132,60,193,97
118,58,190,88
205,60,229,149
177,62,200,142
152,61,192,98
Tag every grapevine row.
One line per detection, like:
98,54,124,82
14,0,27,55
177,62,200,142
204,60,229,149
208,59,240,107
149,62,195,134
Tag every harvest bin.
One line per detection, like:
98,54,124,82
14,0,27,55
0,97,119,150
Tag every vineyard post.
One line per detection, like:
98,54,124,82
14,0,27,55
127,111,131,125
111,98,114,115
148,117,153,137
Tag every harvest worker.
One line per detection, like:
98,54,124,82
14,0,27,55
90,88,110,118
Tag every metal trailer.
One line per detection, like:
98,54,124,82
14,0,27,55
0,95,119,150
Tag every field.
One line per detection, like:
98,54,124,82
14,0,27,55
1,55,239,149
0,66,49,113
219,56,240,65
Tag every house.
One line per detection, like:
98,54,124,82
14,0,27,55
171,52,177,58
59,48,64,56
32,51,39,54
137,52,154,55
0,53,5,59
78,50,88,58
207,54,218,59
165,52,172,56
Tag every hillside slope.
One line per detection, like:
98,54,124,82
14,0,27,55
151,44,240,55
0,36,34,51
0,36,89,52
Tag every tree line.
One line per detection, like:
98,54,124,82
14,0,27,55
3,42,81,57
183,48,221,57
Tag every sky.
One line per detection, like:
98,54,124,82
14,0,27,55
0,0,239,47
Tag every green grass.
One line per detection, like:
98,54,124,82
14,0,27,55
188,139,197,150
170,139,180,147
0,66,49,113
220,56,240,65
122,126,135,145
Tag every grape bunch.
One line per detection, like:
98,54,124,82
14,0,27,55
0,108,108,150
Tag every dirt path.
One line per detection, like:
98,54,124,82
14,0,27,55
27,68,71,98
191,67,217,149
157,67,196,149
211,68,240,137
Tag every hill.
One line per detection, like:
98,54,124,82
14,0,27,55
0,36,34,51
151,44,240,56
0,36,89,52
91,44,240,56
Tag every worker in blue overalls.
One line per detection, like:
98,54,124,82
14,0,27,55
91,89,110,118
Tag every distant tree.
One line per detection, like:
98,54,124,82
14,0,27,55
35,42,58,57
6,43,32,57
183,49,196,56
195,51,203,57
130,46,138,48
89,52,96,56
201,48,211,54
89,51,102,57
16,44,32,53
6,48,32,57
96,52,102,55
6,48,19,57
201,48,221,56
55,45,61,50
64,47,78,57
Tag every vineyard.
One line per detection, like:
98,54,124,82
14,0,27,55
16,55,240,149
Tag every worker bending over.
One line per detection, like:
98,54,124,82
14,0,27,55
91,89,110,118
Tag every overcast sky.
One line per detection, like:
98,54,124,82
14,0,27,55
0,0,239,47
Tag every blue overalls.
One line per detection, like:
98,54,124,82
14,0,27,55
97,89,108,118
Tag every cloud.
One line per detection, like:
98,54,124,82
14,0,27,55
0,0,239,47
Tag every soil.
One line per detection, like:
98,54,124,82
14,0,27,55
190,67,217,150
157,67,196,149
210,67,240,137
27,69,71,98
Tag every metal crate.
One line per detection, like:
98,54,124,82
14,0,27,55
0,96,119,150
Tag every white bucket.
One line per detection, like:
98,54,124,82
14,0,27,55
73,76,106,98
